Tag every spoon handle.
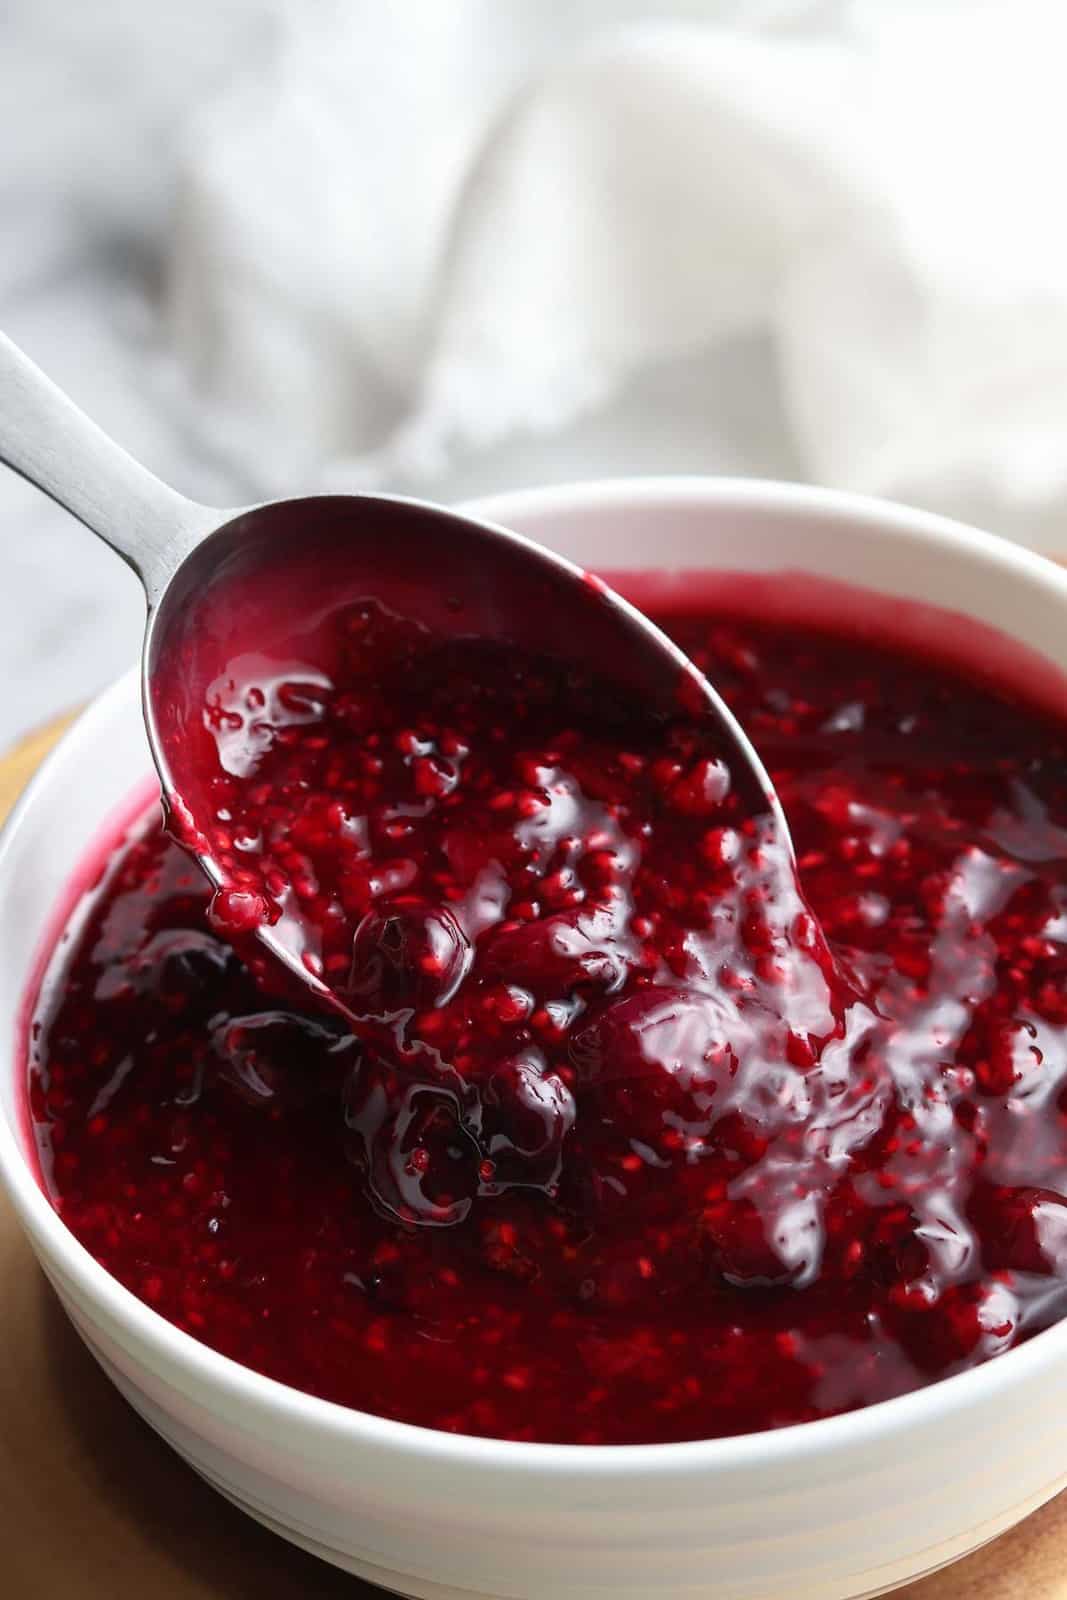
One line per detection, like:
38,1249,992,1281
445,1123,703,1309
0,331,220,603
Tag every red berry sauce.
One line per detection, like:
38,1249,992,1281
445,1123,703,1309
25,589,1067,1445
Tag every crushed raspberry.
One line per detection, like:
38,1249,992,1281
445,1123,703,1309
25,596,1067,1445
208,887,272,935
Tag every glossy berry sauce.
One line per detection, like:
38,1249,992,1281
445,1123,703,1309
26,593,1067,1444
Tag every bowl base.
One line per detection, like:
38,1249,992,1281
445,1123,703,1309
178,1455,1008,1600
189,1467,988,1600
201,1466,491,1599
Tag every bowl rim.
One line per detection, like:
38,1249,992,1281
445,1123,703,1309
4,472,1067,1480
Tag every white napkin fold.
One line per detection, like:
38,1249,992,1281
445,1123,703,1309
170,0,1067,546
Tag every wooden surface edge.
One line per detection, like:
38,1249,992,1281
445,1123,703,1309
0,709,77,825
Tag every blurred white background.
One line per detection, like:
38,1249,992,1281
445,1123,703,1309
4,0,1065,743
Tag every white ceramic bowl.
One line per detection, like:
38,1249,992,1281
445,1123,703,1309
4,478,1067,1600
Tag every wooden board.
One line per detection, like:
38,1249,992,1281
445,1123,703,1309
1,715,1065,1599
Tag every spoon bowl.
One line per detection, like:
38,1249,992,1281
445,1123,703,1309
145,490,790,998
0,332,786,1000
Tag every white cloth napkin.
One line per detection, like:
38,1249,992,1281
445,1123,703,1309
170,0,1067,546
3,0,1066,745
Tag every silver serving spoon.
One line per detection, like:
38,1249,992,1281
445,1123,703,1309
0,331,788,1006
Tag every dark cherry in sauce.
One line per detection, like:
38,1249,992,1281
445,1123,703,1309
27,602,1067,1444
